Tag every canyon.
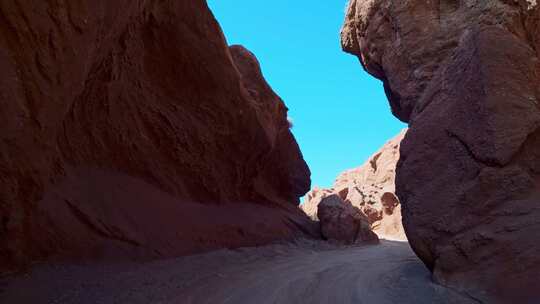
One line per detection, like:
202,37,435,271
1,0,539,303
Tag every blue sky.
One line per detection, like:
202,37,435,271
207,1,406,189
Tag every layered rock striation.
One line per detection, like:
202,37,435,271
0,1,313,271
342,0,540,302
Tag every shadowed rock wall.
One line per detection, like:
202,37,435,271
0,0,313,270
342,0,540,302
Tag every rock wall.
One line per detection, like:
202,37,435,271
342,0,540,302
302,130,406,240
0,0,313,271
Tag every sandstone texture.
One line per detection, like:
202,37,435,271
343,0,540,302
0,1,313,271
302,130,406,240
317,194,378,244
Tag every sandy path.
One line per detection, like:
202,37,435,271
1,240,475,304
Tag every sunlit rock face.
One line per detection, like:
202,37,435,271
302,130,406,241
342,0,540,302
0,0,314,271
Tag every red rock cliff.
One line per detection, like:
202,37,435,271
0,1,313,270
343,0,540,302
302,130,406,240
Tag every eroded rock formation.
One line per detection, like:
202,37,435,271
342,0,540,302
302,130,406,240
0,1,313,271
317,194,378,244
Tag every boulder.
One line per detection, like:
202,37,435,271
342,0,540,301
301,187,334,221
317,194,379,244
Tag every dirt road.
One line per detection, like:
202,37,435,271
1,240,476,304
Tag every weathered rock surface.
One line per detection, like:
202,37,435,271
343,0,540,302
0,1,313,271
302,130,406,240
317,194,378,244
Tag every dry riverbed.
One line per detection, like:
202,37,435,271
1,240,476,304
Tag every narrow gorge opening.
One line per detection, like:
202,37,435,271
2,1,538,303
208,1,408,241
